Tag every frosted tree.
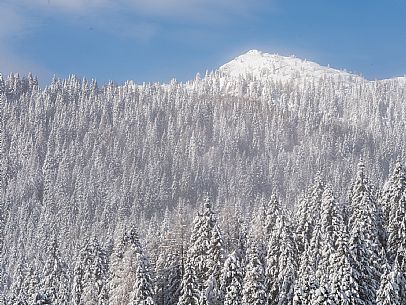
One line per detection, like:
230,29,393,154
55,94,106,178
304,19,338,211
294,176,324,254
387,193,406,271
40,237,70,305
292,247,316,305
266,212,297,305
380,160,406,264
72,238,109,305
265,194,281,236
24,266,40,305
348,161,384,305
242,240,266,305
319,185,343,250
199,274,219,305
9,262,30,305
109,226,143,305
187,196,223,291
177,262,199,305
328,229,362,305
396,217,406,273
376,260,406,305
33,291,54,305
129,252,155,305
155,249,182,305
206,225,224,282
247,203,267,266
220,251,243,305
380,159,406,234
308,185,342,303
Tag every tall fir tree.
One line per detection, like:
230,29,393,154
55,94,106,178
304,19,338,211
265,194,281,236
220,251,243,305
155,249,182,305
348,161,385,305
308,185,342,304
380,159,406,231
328,224,363,305
294,176,324,254
40,237,70,305
72,238,109,305
266,212,297,305
292,246,316,305
376,259,406,305
387,193,406,271
242,240,266,305
109,226,143,305
177,262,199,305
129,252,155,305
187,196,223,291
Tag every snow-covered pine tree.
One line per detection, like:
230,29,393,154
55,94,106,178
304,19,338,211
155,211,183,305
9,261,30,305
40,237,70,305
220,251,243,305
177,262,199,305
199,273,219,305
242,240,266,305
187,210,205,288
247,198,268,267
376,259,406,305
320,185,343,251
109,226,143,305
129,252,155,305
292,246,316,305
308,185,342,304
348,161,385,305
266,212,297,305
25,266,40,305
155,249,182,305
294,176,324,254
328,224,362,305
306,224,329,304
386,187,406,265
187,196,223,291
206,225,224,283
72,238,109,305
265,194,281,236
380,159,406,235
396,214,406,273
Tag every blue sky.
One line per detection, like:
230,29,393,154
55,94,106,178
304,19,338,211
1,0,406,85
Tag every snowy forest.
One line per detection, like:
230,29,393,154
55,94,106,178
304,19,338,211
1,52,406,305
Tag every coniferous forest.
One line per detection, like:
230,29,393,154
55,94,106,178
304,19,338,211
1,67,406,305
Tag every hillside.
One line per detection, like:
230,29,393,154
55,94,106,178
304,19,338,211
1,51,406,304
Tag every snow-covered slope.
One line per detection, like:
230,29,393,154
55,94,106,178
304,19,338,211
218,49,363,83
380,76,406,85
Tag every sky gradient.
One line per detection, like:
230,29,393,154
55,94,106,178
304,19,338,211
1,0,406,85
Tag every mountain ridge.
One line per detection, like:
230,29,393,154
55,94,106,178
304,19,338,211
218,49,362,83
218,49,406,84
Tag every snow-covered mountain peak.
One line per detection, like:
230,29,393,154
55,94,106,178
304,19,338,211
219,49,362,83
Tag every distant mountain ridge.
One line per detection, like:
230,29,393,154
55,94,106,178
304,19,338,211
218,49,406,84
218,49,362,83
